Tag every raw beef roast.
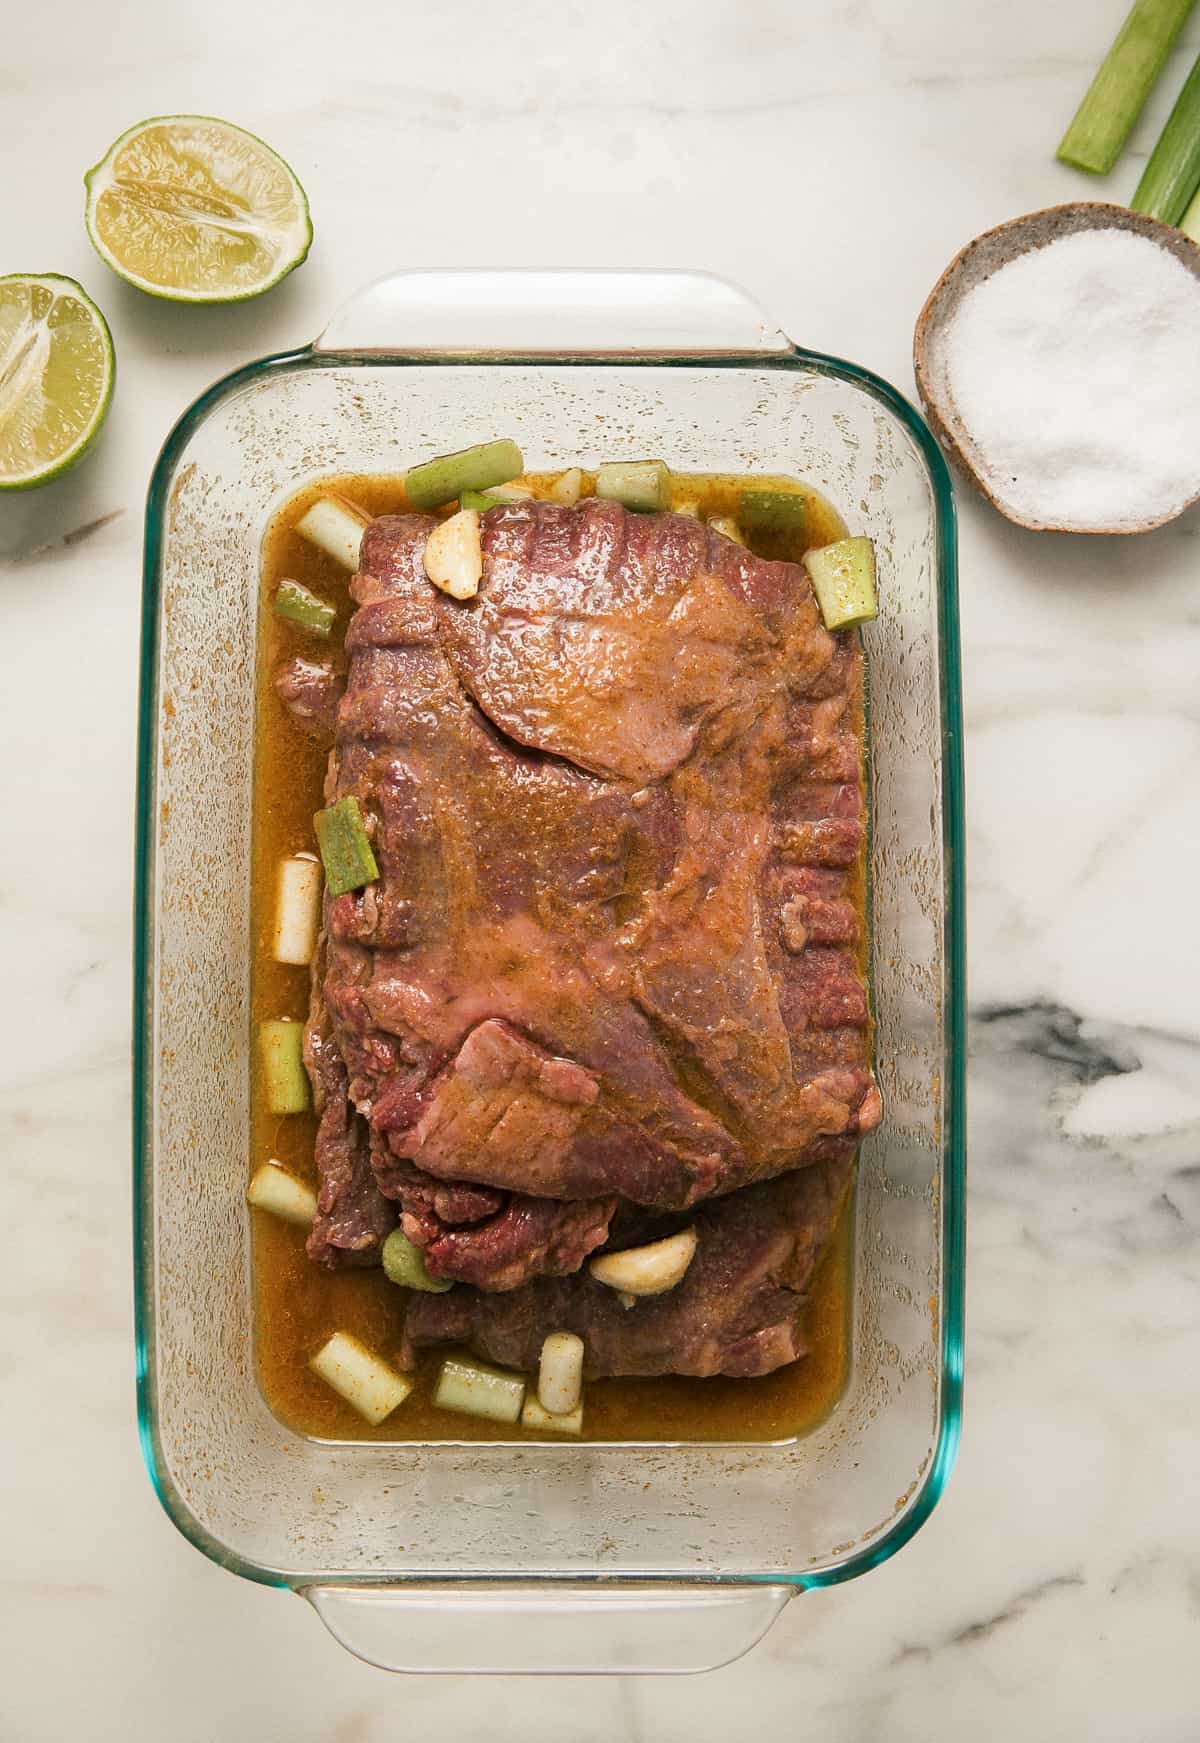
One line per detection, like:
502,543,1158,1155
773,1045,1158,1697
281,497,879,1377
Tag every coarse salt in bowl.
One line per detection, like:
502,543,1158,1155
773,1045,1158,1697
914,203,1200,534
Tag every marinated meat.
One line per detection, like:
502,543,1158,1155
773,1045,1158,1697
403,1156,852,1378
296,498,878,1377
303,937,396,1267
275,654,344,738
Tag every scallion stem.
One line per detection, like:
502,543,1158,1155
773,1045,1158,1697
273,578,336,638
404,439,523,510
1057,0,1196,176
1132,49,1200,222
272,855,322,965
258,1019,309,1115
433,1356,526,1423
313,796,379,897
381,1229,454,1293
803,537,879,632
295,497,369,569
1179,180,1200,238
595,460,670,512
310,1333,413,1425
247,1162,317,1226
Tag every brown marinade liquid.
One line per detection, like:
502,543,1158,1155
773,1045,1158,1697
252,471,861,1443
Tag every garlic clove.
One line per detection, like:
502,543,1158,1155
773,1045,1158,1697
706,515,745,546
589,1226,698,1297
423,509,483,600
549,467,584,506
481,481,535,502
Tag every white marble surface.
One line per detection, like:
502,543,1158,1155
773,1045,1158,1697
3,0,1199,1735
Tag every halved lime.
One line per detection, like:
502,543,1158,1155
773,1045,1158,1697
84,115,312,303
0,275,114,491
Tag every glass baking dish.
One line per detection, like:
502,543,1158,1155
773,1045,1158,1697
133,270,964,1675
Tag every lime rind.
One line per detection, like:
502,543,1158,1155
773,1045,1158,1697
0,273,115,491
83,113,312,304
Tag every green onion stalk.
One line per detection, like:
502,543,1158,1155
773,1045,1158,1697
1058,0,1196,175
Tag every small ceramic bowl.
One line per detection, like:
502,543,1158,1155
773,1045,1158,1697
913,201,1200,535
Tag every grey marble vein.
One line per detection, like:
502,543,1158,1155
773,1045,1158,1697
891,1572,1085,1662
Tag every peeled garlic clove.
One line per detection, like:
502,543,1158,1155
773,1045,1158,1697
549,467,584,506
423,509,483,600
707,515,745,546
481,481,535,502
588,1226,698,1297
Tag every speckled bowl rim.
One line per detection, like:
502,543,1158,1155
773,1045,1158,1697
913,201,1200,535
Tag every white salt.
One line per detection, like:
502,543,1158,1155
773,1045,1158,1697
943,228,1200,530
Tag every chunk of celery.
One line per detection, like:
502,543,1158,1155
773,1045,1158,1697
595,460,671,511
381,1229,454,1293
247,1162,317,1226
404,439,524,510
1180,181,1200,241
803,537,879,631
537,1331,584,1415
313,796,379,897
1131,49,1200,223
1057,0,1196,176
258,1020,309,1115
273,578,335,638
433,1356,526,1423
738,486,809,532
310,1333,413,1425
272,855,322,965
520,1394,583,1435
294,497,369,569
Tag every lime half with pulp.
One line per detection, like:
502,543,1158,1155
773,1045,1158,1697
84,115,312,303
0,274,114,491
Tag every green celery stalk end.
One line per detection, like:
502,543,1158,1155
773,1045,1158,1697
1131,48,1200,223
314,796,379,897
1056,0,1197,177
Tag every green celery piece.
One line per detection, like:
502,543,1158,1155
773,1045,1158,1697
1132,48,1200,221
738,486,809,532
314,796,379,896
381,1230,455,1292
258,1020,309,1115
595,459,671,511
459,489,505,511
1058,0,1195,175
520,1394,583,1434
273,577,335,637
1180,180,1200,239
433,1356,526,1423
404,439,523,510
804,537,879,631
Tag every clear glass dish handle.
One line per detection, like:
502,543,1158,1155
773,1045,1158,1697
304,1580,792,1675
313,269,792,357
